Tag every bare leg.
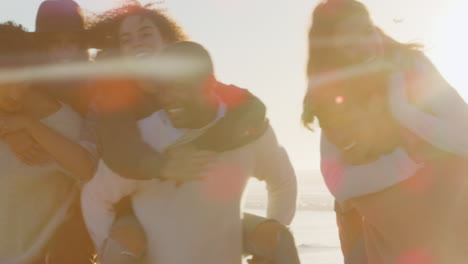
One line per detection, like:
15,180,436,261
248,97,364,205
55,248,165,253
100,214,147,264
81,161,142,254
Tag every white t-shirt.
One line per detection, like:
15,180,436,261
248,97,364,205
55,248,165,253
133,103,297,264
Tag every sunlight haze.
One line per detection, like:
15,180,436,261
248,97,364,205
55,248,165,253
1,0,466,172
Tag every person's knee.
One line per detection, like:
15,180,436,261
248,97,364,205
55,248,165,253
248,221,300,264
100,215,146,264
100,237,142,264
275,227,300,260
249,221,292,256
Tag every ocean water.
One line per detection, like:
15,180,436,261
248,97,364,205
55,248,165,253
243,171,343,264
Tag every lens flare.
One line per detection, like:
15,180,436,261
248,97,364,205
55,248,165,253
321,157,345,195
397,248,433,264
335,95,344,104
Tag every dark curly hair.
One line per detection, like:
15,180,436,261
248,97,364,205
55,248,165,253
87,1,187,55
0,21,34,68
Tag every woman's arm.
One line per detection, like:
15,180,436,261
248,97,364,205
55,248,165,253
25,119,96,181
2,131,52,166
0,114,96,180
0,109,53,166
388,56,468,157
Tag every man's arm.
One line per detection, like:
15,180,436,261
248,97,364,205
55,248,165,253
253,126,297,225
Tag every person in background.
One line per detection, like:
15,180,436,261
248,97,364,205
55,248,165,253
0,21,96,264
303,0,468,263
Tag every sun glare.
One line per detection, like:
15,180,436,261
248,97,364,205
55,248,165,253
429,0,468,100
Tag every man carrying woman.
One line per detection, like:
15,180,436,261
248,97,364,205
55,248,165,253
303,0,468,263
80,4,301,264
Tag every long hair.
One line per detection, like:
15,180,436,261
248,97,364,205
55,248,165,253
302,0,421,129
87,1,187,55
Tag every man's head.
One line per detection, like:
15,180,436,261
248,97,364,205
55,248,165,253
153,41,217,129
35,0,88,63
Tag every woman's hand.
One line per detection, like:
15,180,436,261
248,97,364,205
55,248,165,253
3,131,52,166
0,114,32,136
161,144,218,187
247,256,273,264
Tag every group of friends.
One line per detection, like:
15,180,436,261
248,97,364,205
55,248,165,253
0,0,467,264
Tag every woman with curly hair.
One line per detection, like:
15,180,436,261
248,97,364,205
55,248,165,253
303,0,468,263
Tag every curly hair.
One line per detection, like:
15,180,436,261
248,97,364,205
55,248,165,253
0,21,34,68
87,1,187,54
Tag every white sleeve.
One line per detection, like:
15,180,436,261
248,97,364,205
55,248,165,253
320,135,423,201
388,57,468,157
253,126,297,225
78,103,101,164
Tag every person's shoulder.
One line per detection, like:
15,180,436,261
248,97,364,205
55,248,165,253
214,82,259,109
138,109,166,126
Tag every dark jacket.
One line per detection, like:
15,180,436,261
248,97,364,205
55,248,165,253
95,81,269,180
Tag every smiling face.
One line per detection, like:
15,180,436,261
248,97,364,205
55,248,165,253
314,88,375,163
156,75,215,129
118,15,165,58
311,77,400,164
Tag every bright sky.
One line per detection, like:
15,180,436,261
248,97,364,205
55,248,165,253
1,0,467,172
